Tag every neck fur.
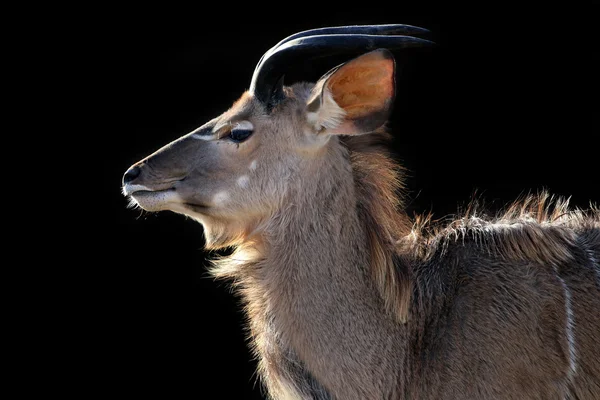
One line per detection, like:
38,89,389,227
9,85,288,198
209,131,414,398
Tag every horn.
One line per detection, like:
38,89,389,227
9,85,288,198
249,24,433,111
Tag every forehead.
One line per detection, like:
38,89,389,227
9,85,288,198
220,92,263,122
222,84,314,121
209,86,315,142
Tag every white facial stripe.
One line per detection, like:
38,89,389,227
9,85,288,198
234,120,254,130
192,120,253,141
191,133,217,141
249,160,258,171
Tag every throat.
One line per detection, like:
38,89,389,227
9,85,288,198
235,201,406,399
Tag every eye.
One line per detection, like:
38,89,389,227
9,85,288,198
229,128,252,143
227,121,254,143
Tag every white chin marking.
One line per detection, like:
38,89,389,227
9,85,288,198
122,183,152,196
237,175,250,188
130,189,181,211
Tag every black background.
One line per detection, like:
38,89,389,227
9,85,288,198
87,2,598,398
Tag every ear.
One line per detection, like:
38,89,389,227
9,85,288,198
306,49,396,135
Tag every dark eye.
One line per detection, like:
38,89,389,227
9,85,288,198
229,128,253,143
227,121,254,143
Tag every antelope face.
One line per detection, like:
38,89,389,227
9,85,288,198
122,93,299,247
122,25,431,247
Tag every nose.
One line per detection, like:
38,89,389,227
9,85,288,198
123,165,141,185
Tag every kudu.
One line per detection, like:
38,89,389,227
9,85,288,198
122,25,600,399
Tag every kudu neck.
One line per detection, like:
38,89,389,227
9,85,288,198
265,143,370,273
250,142,410,399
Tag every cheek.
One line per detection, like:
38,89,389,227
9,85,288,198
236,175,250,189
210,160,263,208
230,160,289,213
211,190,232,205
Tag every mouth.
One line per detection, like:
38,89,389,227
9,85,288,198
131,188,176,199
123,184,180,212
122,184,210,215
122,183,167,196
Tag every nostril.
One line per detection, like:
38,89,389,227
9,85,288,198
123,166,141,185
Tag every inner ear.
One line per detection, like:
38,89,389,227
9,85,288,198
307,49,396,135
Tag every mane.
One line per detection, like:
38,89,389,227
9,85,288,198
209,86,599,326
341,132,599,324
405,191,600,266
341,131,413,323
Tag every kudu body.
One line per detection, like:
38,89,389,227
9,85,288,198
122,25,600,399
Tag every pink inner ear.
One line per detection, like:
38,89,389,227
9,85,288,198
326,51,395,121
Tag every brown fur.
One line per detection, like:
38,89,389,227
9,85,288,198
124,49,600,399
211,116,600,398
406,193,599,265
342,132,413,323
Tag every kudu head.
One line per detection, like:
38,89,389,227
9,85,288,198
122,25,431,248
